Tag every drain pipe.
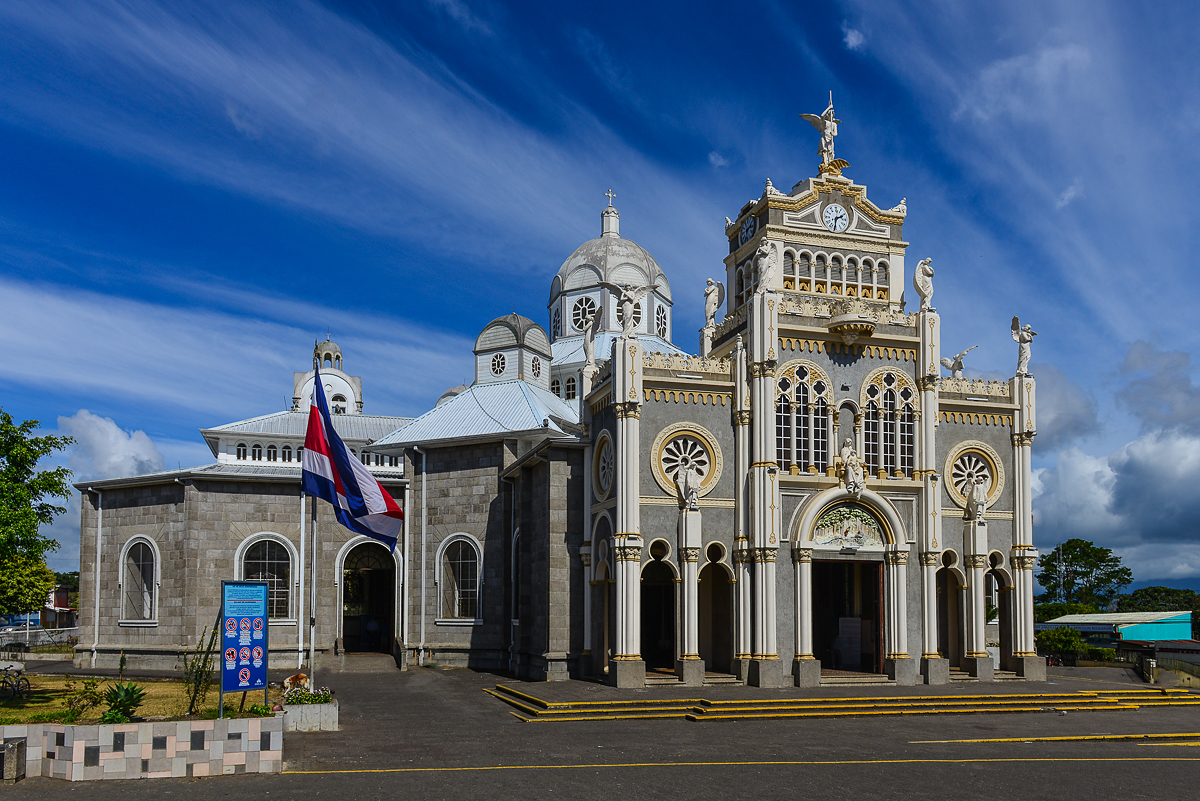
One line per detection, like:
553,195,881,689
88,488,102,669
415,446,428,667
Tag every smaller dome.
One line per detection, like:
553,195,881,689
436,384,469,407
474,313,552,358
549,205,672,307
313,337,344,371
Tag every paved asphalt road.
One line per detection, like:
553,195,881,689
9,658,1200,799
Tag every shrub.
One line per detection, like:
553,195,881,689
247,703,274,717
181,626,218,715
99,709,129,724
103,682,147,719
282,686,332,705
62,677,104,722
1036,626,1085,658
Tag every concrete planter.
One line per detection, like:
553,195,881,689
0,714,284,781
283,700,338,732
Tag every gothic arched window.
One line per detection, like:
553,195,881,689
862,371,918,479
775,363,832,474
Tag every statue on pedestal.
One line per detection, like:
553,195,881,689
599,280,659,339
840,438,864,497
800,93,840,169
703,278,725,329
1011,316,1037,376
913,257,935,312
753,240,777,295
964,475,990,521
675,456,703,512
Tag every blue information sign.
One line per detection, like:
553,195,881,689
221,581,269,695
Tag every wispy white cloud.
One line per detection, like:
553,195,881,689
425,0,493,36
708,151,728,167
1054,179,1081,209
842,23,865,51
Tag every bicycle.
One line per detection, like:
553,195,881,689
0,666,31,701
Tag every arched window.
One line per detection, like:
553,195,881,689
864,397,881,476
551,377,561,396
236,442,248,460
565,376,577,400
775,364,829,474
862,371,918,478
882,389,897,475
266,445,277,462
251,443,263,461
331,394,347,415
122,540,156,622
440,537,480,620
243,539,291,619
899,389,915,478
282,445,292,463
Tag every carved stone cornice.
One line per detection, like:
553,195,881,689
884,550,910,566
919,551,940,567
614,402,641,420
792,547,813,564
614,546,642,562
680,547,700,563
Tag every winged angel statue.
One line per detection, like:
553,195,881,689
799,93,840,168
940,345,977,380
703,278,725,329
912,257,934,312
1011,316,1037,376
598,280,660,338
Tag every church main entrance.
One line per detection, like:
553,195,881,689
342,542,394,654
641,556,676,671
812,560,883,673
698,551,733,674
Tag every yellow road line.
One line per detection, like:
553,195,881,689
282,756,1200,775
912,732,1200,744
686,705,1139,722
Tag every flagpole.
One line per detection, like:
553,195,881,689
298,491,306,671
310,496,318,689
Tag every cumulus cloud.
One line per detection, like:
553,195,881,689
1028,362,1098,450
57,410,165,481
1118,341,1200,434
842,23,865,51
960,43,1091,122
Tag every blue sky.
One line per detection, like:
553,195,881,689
4,0,1200,590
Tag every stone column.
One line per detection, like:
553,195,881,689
677,511,703,686
792,546,819,686
961,519,993,681
746,290,782,687
609,336,645,687
918,550,947,684
1010,377,1043,680
884,547,918,685
732,337,752,680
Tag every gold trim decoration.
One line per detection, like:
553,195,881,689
650,422,724,499
942,441,1006,509
941,508,1013,520
919,551,940,567
792,547,813,563
639,495,735,508
680,547,700,563
964,554,988,568
884,549,910,566
940,411,1014,426
859,366,921,413
644,389,732,406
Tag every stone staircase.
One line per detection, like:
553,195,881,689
484,684,1199,723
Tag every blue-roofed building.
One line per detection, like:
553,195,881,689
1037,611,1194,649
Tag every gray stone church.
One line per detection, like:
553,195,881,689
75,118,1044,687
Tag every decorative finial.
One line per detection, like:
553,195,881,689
604,189,616,207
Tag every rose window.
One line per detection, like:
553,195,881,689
952,451,992,499
616,302,642,328
596,439,614,496
661,435,711,485
572,297,597,331
491,353,506,376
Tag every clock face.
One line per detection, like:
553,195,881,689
739,216,756,245
823,203,849,233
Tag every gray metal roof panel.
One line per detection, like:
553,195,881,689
203,411,412,440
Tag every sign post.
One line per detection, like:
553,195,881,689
220,580,270,719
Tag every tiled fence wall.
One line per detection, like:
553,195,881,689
1,715,283,780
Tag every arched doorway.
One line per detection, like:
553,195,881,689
698,544,733,675
342,542,394,653
641,541,676,672
988,558,1014,670
936,555,966,668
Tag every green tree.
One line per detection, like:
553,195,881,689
1036,538,1133,608
1034,601,1099,623
0,552,56,615
0,409,74,562
1115,586,1198,612
1036,625,1086,659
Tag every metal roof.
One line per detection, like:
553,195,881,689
371,379,580,449
202,411,412,440
551,333,684,367
1047,612,1192,626
73,461,406,491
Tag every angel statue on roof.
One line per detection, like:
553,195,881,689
799,92,841,168
599,280,660,339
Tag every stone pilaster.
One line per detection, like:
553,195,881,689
609,336,644,687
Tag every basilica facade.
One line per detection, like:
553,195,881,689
75,132,1044,687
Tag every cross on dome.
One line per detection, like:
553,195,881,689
604,189,616,207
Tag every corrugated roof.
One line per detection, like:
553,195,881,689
73,460,406,491
1047,612,1192,625
203,411,411,440
551,332,684,367
371,379,579,448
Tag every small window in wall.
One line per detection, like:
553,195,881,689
244,540,291,620
267,445,277,462
388,455,399,468
361,451,370,465
282,446,292,463
251,444,263,461
331,394,347,415
236,443,248,460
123,541,155,621
565,376,577,400
441,539,479,619
551,377,561,396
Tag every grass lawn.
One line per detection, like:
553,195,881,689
0,675,282,725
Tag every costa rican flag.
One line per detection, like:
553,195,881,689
301,365,403,550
